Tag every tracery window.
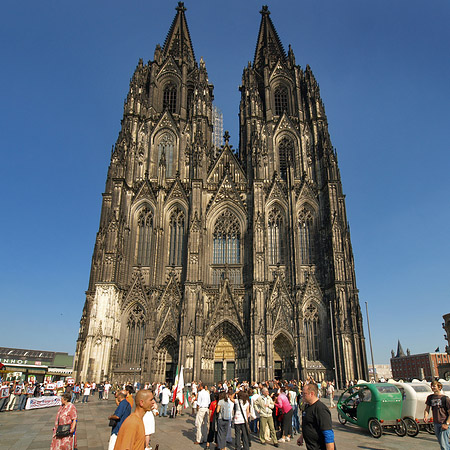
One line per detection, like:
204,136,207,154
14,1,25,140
136,207,153,265
158,133,174,178
278,137,293,181
125,304,146,364
299,208,314,264
169,208,185,266
274,85,288,116
163,83,177,114
304,303,319,360
268,209,285,265
213,211,241,264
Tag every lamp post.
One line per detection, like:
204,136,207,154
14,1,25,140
365,302,376,382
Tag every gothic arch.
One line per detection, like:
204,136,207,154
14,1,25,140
302,299,327,362
118,302,147,366
267,206,286,265
149,129,179,178
131,204,155,266
202,319,249,382
165,205,186,267
272,331,295,379
153,334,179,383
203,319,247,359
272,83,291,116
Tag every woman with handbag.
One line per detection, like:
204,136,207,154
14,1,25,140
50,392,77,450
232,390,251,450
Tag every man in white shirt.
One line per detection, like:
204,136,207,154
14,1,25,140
194,384,210,444
104,381,111,400
159,384,171,417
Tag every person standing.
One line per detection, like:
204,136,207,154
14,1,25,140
104,381,111,400
50,393,77,450
82,383,91,403
424,380,450,450
194,383,210,444
108,391,131,450
216,391,231,450
326,382,335,408
276,386,293,442
18,382,29,411
143,399,158,450
159,384,170,417
297,383,335,450
6,382,20,411
232,390,251,450
114,389,154,450
254,387,279,447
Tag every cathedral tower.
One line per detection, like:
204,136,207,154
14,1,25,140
73,3,367,385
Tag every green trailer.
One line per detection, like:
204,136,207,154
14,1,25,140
337,383,407,438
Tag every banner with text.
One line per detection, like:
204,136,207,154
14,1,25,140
26,396,61,410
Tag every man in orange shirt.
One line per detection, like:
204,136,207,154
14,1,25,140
114,389,155,450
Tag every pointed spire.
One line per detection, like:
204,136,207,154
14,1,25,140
162,2,196,68
253,5,287,71
396,340,406,358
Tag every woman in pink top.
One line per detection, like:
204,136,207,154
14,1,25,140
276,387,293,442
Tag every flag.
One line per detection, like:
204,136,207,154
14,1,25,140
178,366,184,405
172,366,184,403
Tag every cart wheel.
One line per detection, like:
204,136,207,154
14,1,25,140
404,417,419,437
426,423,435,434
368,418,382,438
338,413,347,425
395,419,407,437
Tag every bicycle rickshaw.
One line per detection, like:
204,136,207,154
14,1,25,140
337,382,407,438
389,380,433,436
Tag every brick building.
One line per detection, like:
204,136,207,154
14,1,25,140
390,340,450,380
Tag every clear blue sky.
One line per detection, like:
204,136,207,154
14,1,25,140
1,0,449,365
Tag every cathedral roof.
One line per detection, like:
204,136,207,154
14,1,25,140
162,2,196,69
253,5,287,71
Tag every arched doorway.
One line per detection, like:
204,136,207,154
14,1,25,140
153,335,178,385
273,333,295,380
202,320,249,383
213,337,236,382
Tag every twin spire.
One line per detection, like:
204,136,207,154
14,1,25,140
161,3,287,71
162,2,196,68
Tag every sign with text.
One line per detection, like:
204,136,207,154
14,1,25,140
26,396,61,410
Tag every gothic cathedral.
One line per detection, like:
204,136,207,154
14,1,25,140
73,3,368,385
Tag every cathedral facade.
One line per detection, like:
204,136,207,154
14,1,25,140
73,3,368,385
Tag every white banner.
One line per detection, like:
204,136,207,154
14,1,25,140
26,396,61,410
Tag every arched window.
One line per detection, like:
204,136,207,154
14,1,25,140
299,208,314,264
169,208,185,266
304,303,319,360
163,83,177,114
136,207,153,266
213,211,241,264
268,209,285,265
125,304,146,364
274,85,288,116
278,137,293,181
158,133,174,178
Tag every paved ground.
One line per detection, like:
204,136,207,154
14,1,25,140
0,396,440,450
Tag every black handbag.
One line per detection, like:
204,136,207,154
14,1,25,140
55,413,71,438
109,418,119,427
55,423,71,438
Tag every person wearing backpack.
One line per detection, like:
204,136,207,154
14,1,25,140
424,380,450,450
216,391,232,450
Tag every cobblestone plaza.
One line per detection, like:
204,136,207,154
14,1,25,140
0,395,439,450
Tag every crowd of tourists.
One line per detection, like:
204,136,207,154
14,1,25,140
2,374,450,450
